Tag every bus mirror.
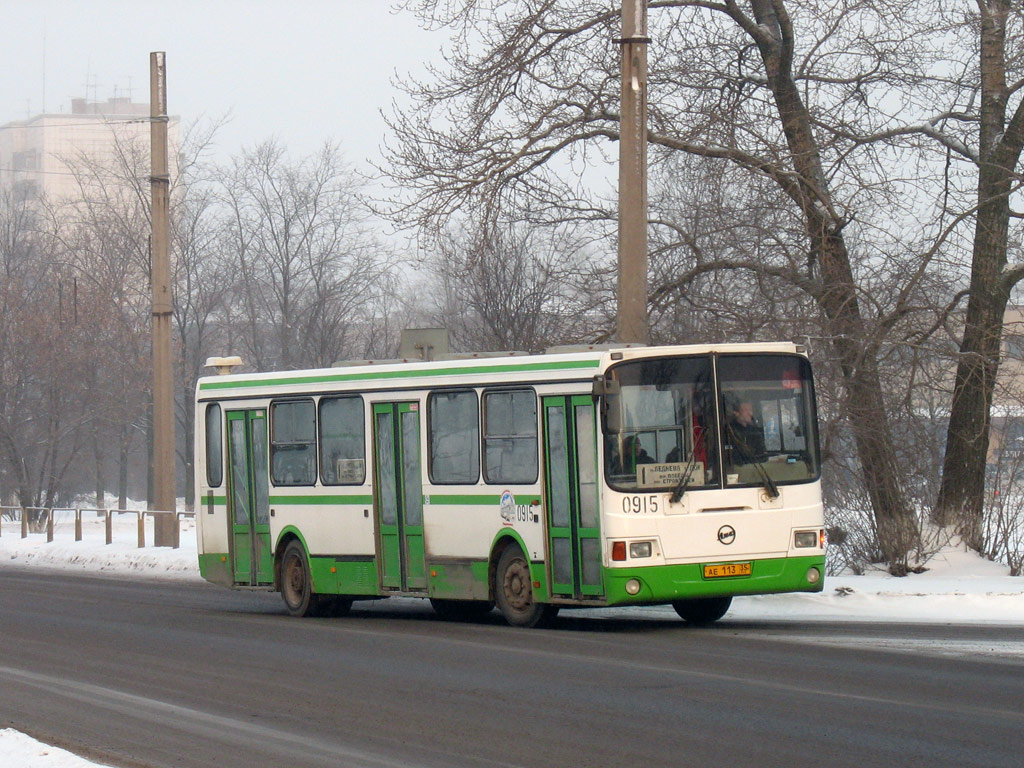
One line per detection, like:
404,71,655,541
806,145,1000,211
592,375,620,399
594,376,622,432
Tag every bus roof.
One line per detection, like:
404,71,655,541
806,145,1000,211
195,341,803,399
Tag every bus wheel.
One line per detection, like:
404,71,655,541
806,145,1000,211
430,598,493,621
281,540,320,617
494,546,558,628
672,596,732,625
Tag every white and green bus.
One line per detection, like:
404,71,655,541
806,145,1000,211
194,342,825,627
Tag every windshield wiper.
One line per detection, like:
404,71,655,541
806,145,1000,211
725,423,780,500
669,425,706,504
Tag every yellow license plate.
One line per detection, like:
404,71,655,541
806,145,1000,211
703,562,752,578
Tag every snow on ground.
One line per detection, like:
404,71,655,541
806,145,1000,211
2,510,1022,765
2,509,1021,623
0,730,115,768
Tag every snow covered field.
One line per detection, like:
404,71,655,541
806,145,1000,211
2,511,1022,766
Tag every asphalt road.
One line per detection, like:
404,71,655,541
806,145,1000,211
0,568,1021,768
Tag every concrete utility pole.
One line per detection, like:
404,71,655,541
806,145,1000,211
617,0,650,344
150,51,176,547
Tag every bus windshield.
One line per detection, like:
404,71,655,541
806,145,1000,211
603,356,718,491
603,353,818,492
718,354,819,488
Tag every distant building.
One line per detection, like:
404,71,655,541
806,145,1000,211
0,96,179,201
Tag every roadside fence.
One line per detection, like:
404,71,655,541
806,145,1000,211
0,507,194,549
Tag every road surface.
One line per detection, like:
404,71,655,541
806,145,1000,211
0,568,1021,767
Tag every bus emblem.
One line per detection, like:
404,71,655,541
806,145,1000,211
717,525,736,545
500,491,516,524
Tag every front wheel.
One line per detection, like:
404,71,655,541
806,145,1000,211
280,540,322,617
494,546,558,628
672,596,732,625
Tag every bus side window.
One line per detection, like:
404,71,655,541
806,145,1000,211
483,389,538,484
271,399,317,486
205,403,223,487
319,396,365,485
429,390,480,484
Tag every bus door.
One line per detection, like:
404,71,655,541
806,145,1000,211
226,409,273,586
372,402,426,592
543,395,603,599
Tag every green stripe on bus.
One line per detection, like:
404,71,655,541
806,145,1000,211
268,495,374,505
428,494,501,505
427,494,542,506
198,358,601,391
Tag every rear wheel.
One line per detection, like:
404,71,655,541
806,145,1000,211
430,598,494,621
672,596,732,625
494,546,558,628
281,540,322,617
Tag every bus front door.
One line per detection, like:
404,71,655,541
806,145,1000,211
372,402,426,592
543,395,603,599
226,409,273,586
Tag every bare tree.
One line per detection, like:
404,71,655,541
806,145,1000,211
0,189,94,514
419,201,601,352
928,2,1024,548
220,140,395,370
387,0,939,569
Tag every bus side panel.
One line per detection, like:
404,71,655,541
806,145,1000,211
422,489,547,600
269,496,377,595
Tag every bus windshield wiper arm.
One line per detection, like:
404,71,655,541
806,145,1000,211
725,423,779,499
749,456,780,499
669,425,706,504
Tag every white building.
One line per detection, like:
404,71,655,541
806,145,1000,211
0,96,178,201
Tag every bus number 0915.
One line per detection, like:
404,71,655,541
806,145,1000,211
622,495,659,514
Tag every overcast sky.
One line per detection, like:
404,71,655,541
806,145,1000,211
1,0,442,169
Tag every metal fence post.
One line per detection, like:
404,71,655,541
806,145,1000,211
21,507,27,538
75,509,83,541
46,509,54,542
105,510,112,545
138,511,145,548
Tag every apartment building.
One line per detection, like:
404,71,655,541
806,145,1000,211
0,96,178,201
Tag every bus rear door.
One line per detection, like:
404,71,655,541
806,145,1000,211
372,402,427,592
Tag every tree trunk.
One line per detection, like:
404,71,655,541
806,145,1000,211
935,0,1023,550
118,432,129,512
93,433,106,509
747,0,916,570
936,166,1011,549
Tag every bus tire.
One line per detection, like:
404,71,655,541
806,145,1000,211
281,540,321,617
430,598,493,621
672,596,732,625
494,546,558,628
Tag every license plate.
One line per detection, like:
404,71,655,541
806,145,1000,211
703,562,752,578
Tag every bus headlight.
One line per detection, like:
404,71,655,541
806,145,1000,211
794,530,818,548
625,579,642,595
806,567,821,584
629,541,653,558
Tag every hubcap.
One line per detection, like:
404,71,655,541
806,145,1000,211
503,557,532,612
285,555,304,604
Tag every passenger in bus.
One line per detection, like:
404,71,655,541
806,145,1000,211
726,400,766,465
619,434,655,474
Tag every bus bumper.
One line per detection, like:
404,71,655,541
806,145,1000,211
602,554,826,606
